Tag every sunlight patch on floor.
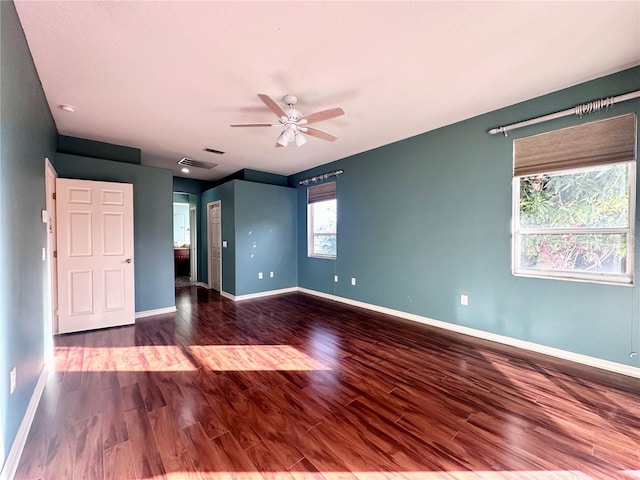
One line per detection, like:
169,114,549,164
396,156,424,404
188,345,333,371
56,345,197,372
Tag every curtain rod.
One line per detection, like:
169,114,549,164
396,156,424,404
298,169,344,186
488,89,640,136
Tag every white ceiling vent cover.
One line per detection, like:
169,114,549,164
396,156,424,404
178,157,217,169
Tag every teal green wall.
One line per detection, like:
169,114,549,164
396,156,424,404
0,0,58,469
200,180,297,296
243,169,289,187
173,193,189,203
234,181,297,295
173,176,207,194
55,154,175,312
290,67,640,368
58,135,141,164
201,181,236,294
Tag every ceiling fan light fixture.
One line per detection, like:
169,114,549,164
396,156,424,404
283,125,296,143
277,131,289,147
294,132,307,147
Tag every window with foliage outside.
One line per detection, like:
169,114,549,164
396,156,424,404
515,163,634,283
307,182,337,259
512,114,636,285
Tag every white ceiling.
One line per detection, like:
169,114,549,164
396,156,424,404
14,1,640,181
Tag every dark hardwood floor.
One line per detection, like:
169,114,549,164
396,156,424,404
15,287,640,479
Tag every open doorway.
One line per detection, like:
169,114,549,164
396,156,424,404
173,193,197,287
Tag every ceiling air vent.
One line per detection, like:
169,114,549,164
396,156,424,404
178,157,217,169
203,147,225,155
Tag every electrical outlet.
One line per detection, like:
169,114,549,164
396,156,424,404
258,272,263,280
460,294,468,306
10,367,16,394
334,275,339,283
351,277,356,286
42,247,46,262
269,271,274,278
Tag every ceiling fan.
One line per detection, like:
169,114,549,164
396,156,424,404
230,94,345,147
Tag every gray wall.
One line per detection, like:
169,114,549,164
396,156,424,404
0,0,58,469
290,66,640,368
55,154,175,312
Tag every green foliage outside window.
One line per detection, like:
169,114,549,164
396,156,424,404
518,163,630,274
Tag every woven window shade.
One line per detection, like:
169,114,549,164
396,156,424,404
513,113,636,177
307,181,336,204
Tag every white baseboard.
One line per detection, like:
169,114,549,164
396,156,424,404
194,282,209,289
135,306,177,319
223,287,299,302
0,368,48,480
298,288,640,379
220,290,235,300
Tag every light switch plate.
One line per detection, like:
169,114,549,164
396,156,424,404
222,240,228,248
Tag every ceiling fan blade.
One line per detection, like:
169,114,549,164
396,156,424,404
302,107,345,125
230,123,276,127
304,127,338,142
257,94,288,118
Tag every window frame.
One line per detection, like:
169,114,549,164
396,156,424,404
512,162,636,286
307,198,337,260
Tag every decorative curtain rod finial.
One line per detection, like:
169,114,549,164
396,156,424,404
488,126,508,136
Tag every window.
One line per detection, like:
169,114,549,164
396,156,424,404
307,182,337,258
513,114,636,285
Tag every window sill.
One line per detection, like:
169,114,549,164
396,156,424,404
309,254,336,260
513,270,633,287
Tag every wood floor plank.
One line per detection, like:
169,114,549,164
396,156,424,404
40,414,79,480
148,406,200,479
73,414,103,480
103,441,136,480
178,422,229,477
124,404,167,479
15,289,640,479
101,386,129,450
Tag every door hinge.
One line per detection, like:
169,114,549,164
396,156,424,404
54,309,59,316
52,192,56,200
53,250,57,258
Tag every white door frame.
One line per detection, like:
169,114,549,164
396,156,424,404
207,201,222,291
189,204,197,283
44,158,58,340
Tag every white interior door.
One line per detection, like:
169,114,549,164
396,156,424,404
208,201,221,291
56,178,135,334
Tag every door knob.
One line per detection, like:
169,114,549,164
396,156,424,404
125,258,133,264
